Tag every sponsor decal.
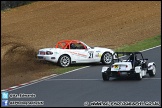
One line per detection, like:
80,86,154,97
96,51,100,52
88,51,94,53
77,53,87,57
95,53,102,57
67,51,87,57
99,53,102,57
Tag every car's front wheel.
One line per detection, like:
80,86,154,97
102,73,110,81
58,55,71,67
136,72,142,80
101,52,113,65
148,65,156,77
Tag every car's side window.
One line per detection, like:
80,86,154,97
74,43,86,49
70,43,76,49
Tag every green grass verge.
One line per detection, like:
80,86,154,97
54,35,161,74
115,35,161,52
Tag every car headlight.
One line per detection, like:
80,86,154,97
46,51,53,55
39,51,45,55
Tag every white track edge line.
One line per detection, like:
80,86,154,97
1,66,90,92
139,45,161,52
46,78,161,81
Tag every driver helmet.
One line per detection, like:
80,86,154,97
70,43,76,49
129,54,134,61
129,54,137,61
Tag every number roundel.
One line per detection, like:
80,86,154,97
88,52,93,58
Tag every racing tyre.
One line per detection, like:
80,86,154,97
58,55,71,67
136,72,142,80
102,73,110,81
148,65,156,77
101,52,113,65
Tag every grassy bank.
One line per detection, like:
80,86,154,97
54,35,161,74
115,35,161,52
53,65,84,74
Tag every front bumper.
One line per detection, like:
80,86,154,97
104,70,136,77
37,55,58,63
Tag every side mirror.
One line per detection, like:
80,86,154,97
85,47,91,51
85,48,88,51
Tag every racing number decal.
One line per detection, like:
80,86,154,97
88,52,93,58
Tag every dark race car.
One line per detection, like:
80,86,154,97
101,52,156,81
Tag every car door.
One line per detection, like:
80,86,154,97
69,42,94,63
66,42,87,63
69,42,99,63
77,47,99,63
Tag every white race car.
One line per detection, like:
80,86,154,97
101,52,156,80
37,40,116,67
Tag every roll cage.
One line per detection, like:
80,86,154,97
113,52,148,68
55,40,88,49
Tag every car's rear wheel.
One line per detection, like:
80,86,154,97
102,73,110,81
101,52,113,65
58,55,71,67
148,65,156,77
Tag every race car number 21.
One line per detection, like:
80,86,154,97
88,52,93,58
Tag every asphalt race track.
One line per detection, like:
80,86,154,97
3,46,161,107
